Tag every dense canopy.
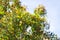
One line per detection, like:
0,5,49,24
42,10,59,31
0,0,53,40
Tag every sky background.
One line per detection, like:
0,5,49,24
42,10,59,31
20,0,60,37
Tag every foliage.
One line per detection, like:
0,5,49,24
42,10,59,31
43,31,58,40
0,0,47,40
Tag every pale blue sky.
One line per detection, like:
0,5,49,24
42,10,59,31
20,0,60,37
